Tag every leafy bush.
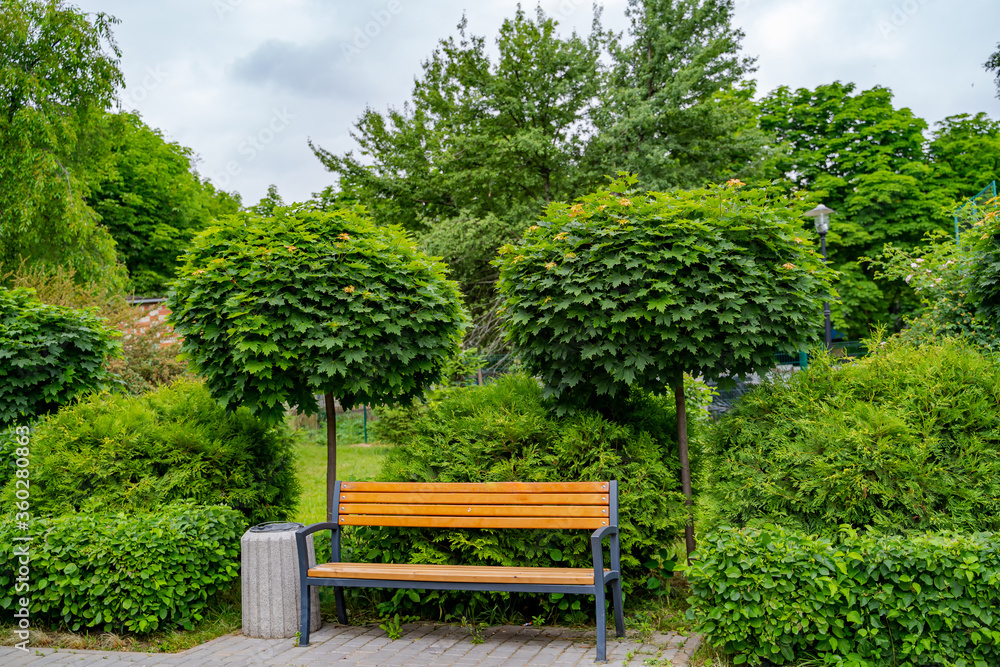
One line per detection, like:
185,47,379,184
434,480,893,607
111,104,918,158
1,378,299,525
684,525,1000,666
351,373,713,621
0,427,19,483
0,504,242,634
107,321,189,395
869,231,1000,351
703,336,1000,535
0,287,121,428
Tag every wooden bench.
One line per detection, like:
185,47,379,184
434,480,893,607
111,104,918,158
295,480,624,662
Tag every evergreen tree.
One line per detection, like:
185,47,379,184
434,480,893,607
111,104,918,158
585,0,766,190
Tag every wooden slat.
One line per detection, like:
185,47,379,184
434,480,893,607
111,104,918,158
339,481,609,493
338,492,609,506
308,562,605,585
340,504,609,518
338,515,607,529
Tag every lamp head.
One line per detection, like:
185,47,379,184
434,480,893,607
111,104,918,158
804,204,835,234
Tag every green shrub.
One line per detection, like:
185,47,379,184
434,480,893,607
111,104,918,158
1,378,300,525
349,373,712,621
0,503,242,634
0,427,19,482
684,525,1000,666
703,336,1000,535
0,287,121,428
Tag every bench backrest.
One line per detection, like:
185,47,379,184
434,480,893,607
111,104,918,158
335,481,616,530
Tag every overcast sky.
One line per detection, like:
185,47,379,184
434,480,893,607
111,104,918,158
73,0,1000,206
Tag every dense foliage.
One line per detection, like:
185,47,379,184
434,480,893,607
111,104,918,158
704,337,1000,535
0,504,242,634
2,379,300,524
167,204,467,425
0,0,125,289
586,0,766,190
759,83,1000,336
89,112,241,295
356,373,713,620
495,175,834,410
685,525,1000,666
314,1,765,347
0,287,120,428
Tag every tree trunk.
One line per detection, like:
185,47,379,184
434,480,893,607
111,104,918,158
674,373,696,559
325,392,337,523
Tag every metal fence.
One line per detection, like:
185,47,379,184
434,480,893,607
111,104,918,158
954,181,997,246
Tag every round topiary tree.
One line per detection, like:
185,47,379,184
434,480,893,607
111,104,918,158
495,175,835,555
0,287,121,428
167,203,467,520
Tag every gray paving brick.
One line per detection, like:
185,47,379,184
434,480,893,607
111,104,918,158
0,624,697,666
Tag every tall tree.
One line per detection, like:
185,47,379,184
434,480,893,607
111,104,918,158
89,112,241,295
758,82,955,336
585,0,766,190
986,43,1000,100
311,7,602,233
312,7,603,350
0,0,125,289
928,113,1000,202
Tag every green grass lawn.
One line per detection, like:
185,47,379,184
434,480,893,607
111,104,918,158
293,420,390,525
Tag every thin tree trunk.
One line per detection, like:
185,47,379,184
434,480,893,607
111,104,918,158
674,373,696,559
325,392,337,523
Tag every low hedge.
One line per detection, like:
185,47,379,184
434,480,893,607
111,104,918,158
703,337,1000,535
0,378,300,525
0,503,242,634
684,525,1000,666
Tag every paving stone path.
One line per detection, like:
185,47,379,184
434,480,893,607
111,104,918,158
0,623,700,666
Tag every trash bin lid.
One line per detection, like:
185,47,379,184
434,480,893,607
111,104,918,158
249,521,304,533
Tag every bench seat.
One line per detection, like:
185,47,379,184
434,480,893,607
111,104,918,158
308,562,610,585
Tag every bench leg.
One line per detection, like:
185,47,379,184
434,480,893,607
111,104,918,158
299,582,311,647
335,586,348,625
611,578,624,637
594,584,607,663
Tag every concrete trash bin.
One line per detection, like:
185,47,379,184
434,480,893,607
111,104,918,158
242,522,321,639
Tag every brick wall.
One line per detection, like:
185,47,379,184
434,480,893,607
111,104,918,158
124,297,179,345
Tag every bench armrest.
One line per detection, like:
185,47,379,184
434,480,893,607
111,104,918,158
296,522,340,577
296,522,339,538
590,525,620,581
590,525,618,542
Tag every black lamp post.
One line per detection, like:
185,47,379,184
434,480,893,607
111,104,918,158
804,204,835,350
